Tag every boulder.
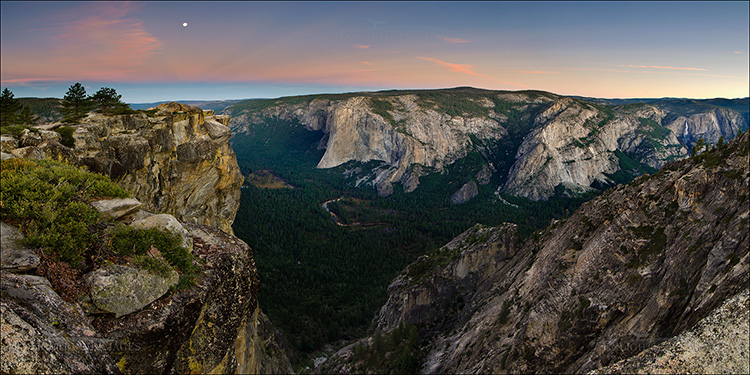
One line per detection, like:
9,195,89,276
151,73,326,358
10,146,45,160
121,209,154,223
0,151,16,160
203,119,232,142
36,140,77,162
19,129,43,147
0,222,40,273
39,129,61,143
84,264,179,318
130,213,193,250
0,273,119,374
90,198,142,221
155,102,203,115
0,135,18,152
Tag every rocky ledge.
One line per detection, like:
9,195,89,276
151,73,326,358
0,102,243,234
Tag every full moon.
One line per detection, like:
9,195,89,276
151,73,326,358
182,22,188,27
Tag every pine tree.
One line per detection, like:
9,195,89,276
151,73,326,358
18,105,38,125
92,87,130,116
61,82,92,122
691,138,705,157
1,88,21,126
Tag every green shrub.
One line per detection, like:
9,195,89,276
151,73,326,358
370,98,396,126
54,126,75,148
109,225,199,287
0,158,129,265
0,124,37,138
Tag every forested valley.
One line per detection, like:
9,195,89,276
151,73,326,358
230,116,593,366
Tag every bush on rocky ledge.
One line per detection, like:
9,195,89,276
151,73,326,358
1,158,129,265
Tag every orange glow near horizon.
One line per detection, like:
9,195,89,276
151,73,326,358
1,2,747,101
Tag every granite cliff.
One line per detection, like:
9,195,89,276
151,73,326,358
1,102,243,234
317,131,749,373
227,88,747,200
1,104,292,374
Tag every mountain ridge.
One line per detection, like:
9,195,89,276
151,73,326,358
225,87,747,201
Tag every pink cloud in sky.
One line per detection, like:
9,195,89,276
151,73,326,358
361,61,373,65
417,56,528,88
733,51,742,54
417,56,483,77
625,65,708,71
438,36,470,44
43,2,162,80
516,71,558,74
354,44,370,49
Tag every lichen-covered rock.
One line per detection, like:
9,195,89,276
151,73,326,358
85,264,179,318
90,198,142,221
100,223,279,375
0,222,40,273
0,135,18,152
19,129,43,147
0,273,119,374
130,213,192,250
10,145,45,159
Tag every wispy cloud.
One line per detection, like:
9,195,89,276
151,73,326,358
361,61,372,65
438,35,470,44
733,50,742,54
516,70,559,74
16,2,164,81
353,44,370,49
417,56,528,88
624,65,708,71
572,68,634,73
417,56,483,77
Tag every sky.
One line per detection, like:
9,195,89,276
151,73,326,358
1,1,748,103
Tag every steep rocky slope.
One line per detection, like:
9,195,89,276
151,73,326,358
227,88,746,200
591,288,748,374
1,102,243,234
319,131,749,373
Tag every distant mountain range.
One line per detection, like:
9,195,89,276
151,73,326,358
128,99,247,111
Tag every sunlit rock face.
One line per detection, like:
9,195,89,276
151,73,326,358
70,102,243,234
